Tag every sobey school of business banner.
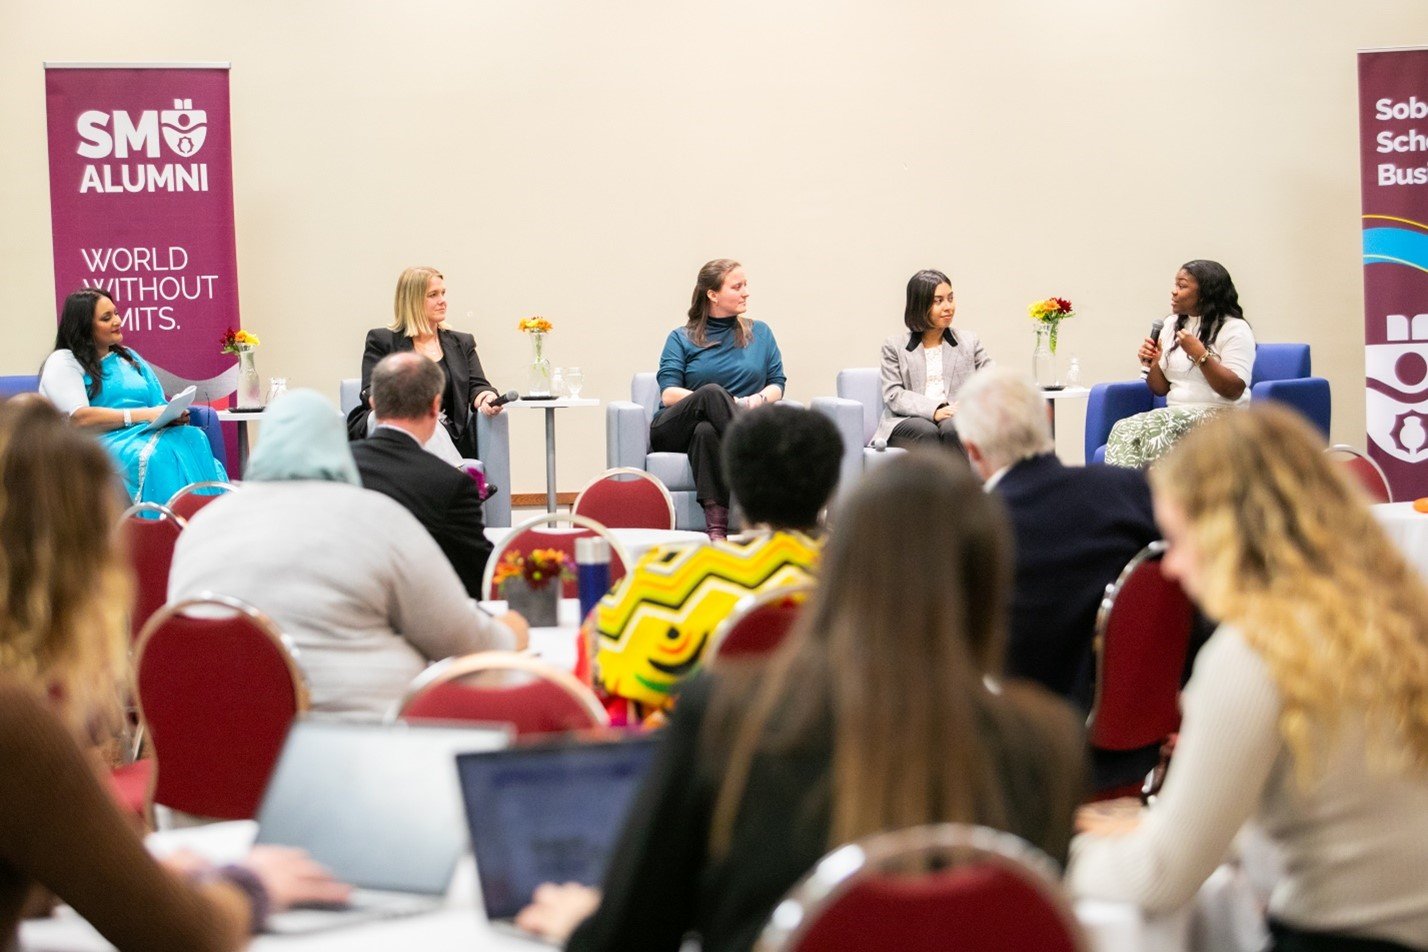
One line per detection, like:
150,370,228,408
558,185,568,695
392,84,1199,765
1360,48,1428,500
44,64,242,401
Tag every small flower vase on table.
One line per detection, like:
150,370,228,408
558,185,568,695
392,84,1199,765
519,316,555,397
493,547,572,627
1028,297,1076,391
236,349,262,408
221,328,264,409
502,575,559,627
528,331,552,397
1032,324,1062,390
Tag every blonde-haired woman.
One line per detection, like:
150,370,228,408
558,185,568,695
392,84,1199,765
514,451,1086,949
1070,404,1428,951
348,266,502,460
0,397,348,951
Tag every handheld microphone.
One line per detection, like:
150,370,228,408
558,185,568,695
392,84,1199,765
487,389,521,408
1140,318,1165,379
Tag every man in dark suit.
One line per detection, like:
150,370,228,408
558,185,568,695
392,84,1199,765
351,352,493,598
955,367,1160,710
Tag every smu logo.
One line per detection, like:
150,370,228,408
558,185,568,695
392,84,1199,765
1367,313,1428,462
75,99,209,193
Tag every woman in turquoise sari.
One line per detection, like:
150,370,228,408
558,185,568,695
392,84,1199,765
38,288,226,504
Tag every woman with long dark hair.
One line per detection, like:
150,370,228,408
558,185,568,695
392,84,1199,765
1104,259,1256,467
515,451,1086,950
649,259,786,539
38,288,227,504
874,268,992,452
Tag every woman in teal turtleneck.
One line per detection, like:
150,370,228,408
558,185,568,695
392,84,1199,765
650,259,786,540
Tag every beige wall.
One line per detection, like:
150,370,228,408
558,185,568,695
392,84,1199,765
4,1,1424,489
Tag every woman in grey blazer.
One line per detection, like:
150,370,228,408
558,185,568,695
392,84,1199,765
874,269,993,450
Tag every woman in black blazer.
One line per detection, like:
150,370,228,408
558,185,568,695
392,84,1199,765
347,266,503,459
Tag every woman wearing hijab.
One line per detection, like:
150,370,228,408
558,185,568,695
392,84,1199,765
169,390,527,721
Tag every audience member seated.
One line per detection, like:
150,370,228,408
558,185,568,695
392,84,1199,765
350,352,493,598
591,404,841,723
650,258,786,539
1070,405,1428,951
516,450,1087,949
169,389,526,721
347,265,505,462
0,397,347,951
956,368,1159,708
874,268,992,453
38,288,226,504
1105,259,1256,468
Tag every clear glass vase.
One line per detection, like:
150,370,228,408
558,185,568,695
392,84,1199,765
528,331,552,396
236,348,262,408
1032,324,1064,390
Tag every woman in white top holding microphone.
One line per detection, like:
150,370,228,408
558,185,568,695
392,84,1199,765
1105,259,1256,468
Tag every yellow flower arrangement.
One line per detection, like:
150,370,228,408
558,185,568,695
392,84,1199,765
518,316,553,334
1027,296,1075,354
219,327,261,353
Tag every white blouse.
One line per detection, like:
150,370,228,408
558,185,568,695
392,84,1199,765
922,345,945,401
1157,316,1256,408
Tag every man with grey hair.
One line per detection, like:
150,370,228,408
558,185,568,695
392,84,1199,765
351,352,495,598
957,367,1158,708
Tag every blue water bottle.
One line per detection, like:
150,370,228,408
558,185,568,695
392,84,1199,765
576,536,611,621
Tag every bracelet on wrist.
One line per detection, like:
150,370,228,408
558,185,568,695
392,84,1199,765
122,409,133,427
209,864,270,934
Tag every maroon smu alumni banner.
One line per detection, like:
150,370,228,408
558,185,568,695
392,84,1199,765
44,64,242,399
1359,48,1428,499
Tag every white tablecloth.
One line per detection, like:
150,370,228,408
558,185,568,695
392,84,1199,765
20,822,1189,952
1373,502,1428,579
484,526,706,564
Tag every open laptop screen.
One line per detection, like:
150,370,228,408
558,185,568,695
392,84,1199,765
254,719,512,895
457,735,660,921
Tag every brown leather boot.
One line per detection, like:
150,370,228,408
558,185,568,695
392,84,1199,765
702,503,729,541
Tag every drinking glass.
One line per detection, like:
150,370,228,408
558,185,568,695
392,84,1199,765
266,377,288,405
564,367,584,398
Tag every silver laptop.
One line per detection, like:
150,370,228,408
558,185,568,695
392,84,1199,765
456,735,660,939
254,718,513,933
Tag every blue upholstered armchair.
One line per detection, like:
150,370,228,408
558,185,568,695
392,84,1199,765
809,368,904,498
606,373,710,531
1084,343,1332,463
339,378,512,527
606,374,802,531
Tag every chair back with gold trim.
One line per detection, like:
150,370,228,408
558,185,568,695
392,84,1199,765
1326,444,1392,504
706,582,815,663
391,651,608,737
118,502,187,644
134,594,308,820
1087,541,1194,753
482,512,633,599
756,824,1087,952
165,480,239,521
572,467,677,530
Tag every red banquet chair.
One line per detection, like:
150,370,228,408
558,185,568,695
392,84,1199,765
134,594,308,822
118,502,187,644
165,479,238,521
482,512,633,599
389,651,608,737
1326,444,1393,504
1086,541,1194,790
755,824,1088,952
706,582,815,664
571,467,677,530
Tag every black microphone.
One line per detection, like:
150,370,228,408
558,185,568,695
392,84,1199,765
1140,318,1165,379
487,389,521,408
